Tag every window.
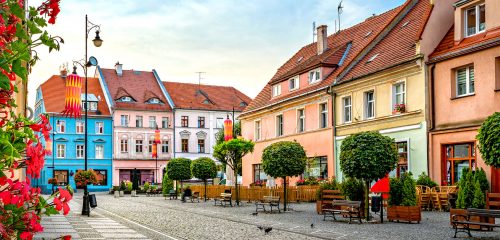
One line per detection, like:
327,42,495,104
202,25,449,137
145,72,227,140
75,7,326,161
162,140,169,153
56,144,65,158
464,4,485,37
297,109,305,133
181,116,189,127
76,144,84,158
396,141,408,178
120,115,129,127
135,140,143,153
94,170,107,186
216,117,224,129
136,116,143,127
147,98,161,104
342,96,352,123
319,103,328,128
120,139,128,153
149,116,156,128
95,122,104,134
309,68,321,84
198,139,205,153
393,82,406,106
255,120,261,141
198,117,205,128
272,84,281,97
289,77,299,90
364,91,375,119
444,143,476,185
304,156,328,179
54,170,68,185
181,139,188,153
148,140,154,153
76,121,84,134
456,66,475,97
56,120,65,133
88,101,98,111
253,164,267,182
118,96,133,102
95,145,104,159
276,114,283,137
162,117,169,128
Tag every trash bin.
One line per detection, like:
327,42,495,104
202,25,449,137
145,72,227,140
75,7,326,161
89,194,97,208
371,196,382,213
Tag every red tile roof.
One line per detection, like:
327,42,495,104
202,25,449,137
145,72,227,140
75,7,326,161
163,82,252,111
242,3,406,115
40,75,111,116
99,68,172,111
338,0,432,82
429,25,500,63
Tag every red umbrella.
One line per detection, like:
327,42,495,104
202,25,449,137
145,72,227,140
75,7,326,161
371,175,390,199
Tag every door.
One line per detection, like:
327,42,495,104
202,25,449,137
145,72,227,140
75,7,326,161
492,167,500,193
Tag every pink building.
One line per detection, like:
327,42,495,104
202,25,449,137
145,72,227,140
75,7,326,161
96,63,174,185
427,0,500,192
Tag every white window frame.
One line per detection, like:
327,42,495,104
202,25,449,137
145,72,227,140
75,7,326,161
456,65,475,97
89,102,97,111
392,81,406,107
136,115,143,128
308,68,321,84
319,102,328,129
95,122,104,134
120,139,128,153
254,120,261,141
297,108,305,133
76,144,84,159
364,90,375,119
56,144,65,158
149,116,156,128
289,76,299,91
120,115,129,127
216,117,224,129
135,139,143,153
272,84,281,97
342,96,352,123
95,145,104,159
57,120,65,133
162,140,169,153
276,114,283,137
162,117,169,128
464,4,485,37
76,121,84,134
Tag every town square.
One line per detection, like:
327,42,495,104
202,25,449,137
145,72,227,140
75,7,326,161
0,0,499,239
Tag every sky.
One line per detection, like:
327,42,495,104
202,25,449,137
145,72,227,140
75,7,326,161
28,0,406,108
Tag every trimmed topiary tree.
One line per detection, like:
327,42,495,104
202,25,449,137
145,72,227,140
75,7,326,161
340,131,398,220
477,112,500,168
401,173,417,206
262,141,307,211
457,168,475,209
162,173,174,197
191,157,217,201
167,158,192,191
472,180,486,208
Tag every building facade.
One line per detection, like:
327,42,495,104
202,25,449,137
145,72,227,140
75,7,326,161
96,64,174,185
428,0,500,192
35,75,113,194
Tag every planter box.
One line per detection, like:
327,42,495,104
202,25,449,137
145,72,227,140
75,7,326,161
449,209,495,230
387,206,421,223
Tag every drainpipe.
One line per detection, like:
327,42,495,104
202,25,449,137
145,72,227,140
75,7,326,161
427,64,436,176
327,86,337,179
172,109,176,159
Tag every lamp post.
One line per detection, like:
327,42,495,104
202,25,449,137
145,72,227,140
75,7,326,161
72,14,102,217
51,118,59,194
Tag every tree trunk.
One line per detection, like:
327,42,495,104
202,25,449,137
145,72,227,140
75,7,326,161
283,177,287,211
204,179,207,202
365,180,370,221
234,168,239,206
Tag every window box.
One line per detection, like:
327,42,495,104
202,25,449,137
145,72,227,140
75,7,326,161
393,103,406,114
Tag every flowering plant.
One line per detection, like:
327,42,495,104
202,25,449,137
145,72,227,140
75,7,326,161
48,178,58,185
74,169,98,187
0,0,66,239
250,180,266,187
393,103,406,113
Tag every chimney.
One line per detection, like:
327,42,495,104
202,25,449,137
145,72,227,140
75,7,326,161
59,63,68,79
317,25,328,55
115,61,123,76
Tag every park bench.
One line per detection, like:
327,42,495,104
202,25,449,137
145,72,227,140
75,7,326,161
190,191,200,203
451,208,500,238
323,200,362,224
168,189,177,200
255,196,280,213
318,190,345,214
214,193,232,207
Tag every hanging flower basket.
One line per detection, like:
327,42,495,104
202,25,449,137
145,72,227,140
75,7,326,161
74,169,98,187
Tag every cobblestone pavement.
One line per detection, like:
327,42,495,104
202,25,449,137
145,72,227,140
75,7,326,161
84,192,499,240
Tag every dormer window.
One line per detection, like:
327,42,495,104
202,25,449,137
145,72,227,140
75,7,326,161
367,53,379,63
272,84,281,97
147,98,161,104
308,68,321,84
240,101,247,107
289,76,299,91
81,94,98,111
203,99,211,104
118,96,133,102
464,4,485,37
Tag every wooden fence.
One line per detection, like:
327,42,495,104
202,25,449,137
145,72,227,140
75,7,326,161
189,185,320,202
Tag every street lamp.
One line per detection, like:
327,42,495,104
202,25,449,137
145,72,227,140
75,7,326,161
71,14,102,217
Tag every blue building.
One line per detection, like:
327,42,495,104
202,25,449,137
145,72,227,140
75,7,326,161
34,75,113,194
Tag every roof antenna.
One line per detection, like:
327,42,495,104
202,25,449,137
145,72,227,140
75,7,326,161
312,21,317,43
195,71,206,91
334,19,337,33
338,0,343,32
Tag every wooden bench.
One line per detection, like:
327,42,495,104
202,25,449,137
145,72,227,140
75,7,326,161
255,196,280,213
487,192,500,210
214,193,232,207
168,189,177,200
318,190,345,214
451,208,500,238
323,200,362,224
190,191,200,203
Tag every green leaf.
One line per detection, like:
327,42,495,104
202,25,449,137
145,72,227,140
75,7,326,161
15,23,29,40
9,2,24,19
12,59,27,81
0,73,10,90
27,21,43,35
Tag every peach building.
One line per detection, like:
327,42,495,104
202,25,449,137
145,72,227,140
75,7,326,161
427,0,500,192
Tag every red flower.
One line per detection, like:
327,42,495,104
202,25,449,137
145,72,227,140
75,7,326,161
29,114,52,141
39,0,61,24
25,139,46,179
54,188,72,215
19,231,32,240
62,235,72,240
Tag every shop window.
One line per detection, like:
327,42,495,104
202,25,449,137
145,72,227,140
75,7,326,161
304,156,328,179
443,142,476,185
54,170,68,185
94,170,107,186
253,164,267,182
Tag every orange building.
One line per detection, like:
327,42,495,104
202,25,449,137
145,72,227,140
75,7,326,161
427,0,500,192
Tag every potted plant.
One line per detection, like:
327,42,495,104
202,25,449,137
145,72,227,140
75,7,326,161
416,172,438,188
119,181,126,197
450,168,491,230
112,186,120,198
387,172,421,223
393,103,406,114
250,180,266,187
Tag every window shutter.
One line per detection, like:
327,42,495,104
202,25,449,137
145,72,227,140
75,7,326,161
456,68,467,95
469,66,475,93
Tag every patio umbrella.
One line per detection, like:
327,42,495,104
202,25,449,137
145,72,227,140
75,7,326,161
371,175,390,199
